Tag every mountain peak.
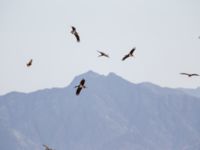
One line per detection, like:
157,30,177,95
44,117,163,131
77,70,104,79
107,72,118,77
85,70,100,76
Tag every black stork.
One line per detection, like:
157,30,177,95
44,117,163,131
75,79,86,95
122,47,136,61
180,73,199,77
97,51,109,58
43,144,54,150
71,26,80,42
26,59,33,67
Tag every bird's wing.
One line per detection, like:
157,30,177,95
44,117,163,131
102,52,109,57
74,32,80,42
76,87,82,95
97,51,104,55
130,48,136,54
104,53,109,57
98,51,109,57
191,74,199,76
97,51,103,56
180,73,189,76
80,79,85,85
122,54,129,61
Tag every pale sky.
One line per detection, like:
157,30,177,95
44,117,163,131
0,0,200,95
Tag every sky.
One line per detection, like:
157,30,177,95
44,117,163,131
0,0,200,95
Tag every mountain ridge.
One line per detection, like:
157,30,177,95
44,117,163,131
0,71,200,150
1,70,199,97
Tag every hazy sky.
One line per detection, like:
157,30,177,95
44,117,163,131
0,0,200,95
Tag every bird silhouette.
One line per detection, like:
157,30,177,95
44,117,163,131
180,73,199,77
26,59,33,67
122,47,136,61
75,79,86,95
43,144,54,150
71,26,80,42
97,51,109,58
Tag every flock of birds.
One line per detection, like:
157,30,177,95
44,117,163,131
26,26,138,96
26,26,199,97
24,25,199,149
25,26,139,150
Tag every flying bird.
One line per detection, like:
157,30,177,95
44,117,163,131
75,79,86,95
97,51,109,58
122,47,136,61
180,73,199,77
26,59,33,67
70,26,80,42
43,144,54,150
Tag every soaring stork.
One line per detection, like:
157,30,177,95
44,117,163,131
122,47,136,61
180,73,199,77
70,26,80,42
26,59,33,67
75,79,86,95
97,51,109,58
43,144,54,150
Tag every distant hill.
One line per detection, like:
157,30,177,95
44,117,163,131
0,71,200,150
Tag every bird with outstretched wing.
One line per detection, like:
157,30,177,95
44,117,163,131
180,73,199,77
122,47,136,61
70,26,80,42
75,79,86,95
97,51,109,58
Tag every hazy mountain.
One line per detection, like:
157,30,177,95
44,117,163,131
178,87,200,98
0,71,200,150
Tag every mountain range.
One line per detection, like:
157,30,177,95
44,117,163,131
0,71,200,150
